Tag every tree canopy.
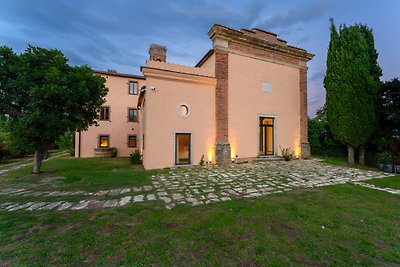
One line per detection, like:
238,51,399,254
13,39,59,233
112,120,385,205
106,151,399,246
324,19,382,164
0,45,108,172
377,78,400,169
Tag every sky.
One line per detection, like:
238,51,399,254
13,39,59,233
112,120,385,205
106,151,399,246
1,0,399,117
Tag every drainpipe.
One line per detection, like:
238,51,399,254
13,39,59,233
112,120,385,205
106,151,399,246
78,131,81,158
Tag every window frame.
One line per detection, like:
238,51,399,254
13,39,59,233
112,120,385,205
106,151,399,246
127,135,137,148
175,133,192,166
176,103,191,118
258,116,275,156
128,108,138,122
129,81,138,95
99,106,110,121
99,135,110,148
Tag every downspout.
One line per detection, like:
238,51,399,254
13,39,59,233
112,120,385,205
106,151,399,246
78,131,81,158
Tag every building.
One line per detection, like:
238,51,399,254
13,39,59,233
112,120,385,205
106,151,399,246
76,24,314,170
75,70,145,157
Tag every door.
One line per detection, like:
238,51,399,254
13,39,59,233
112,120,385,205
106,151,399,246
175,133,191,165
259,117,274,155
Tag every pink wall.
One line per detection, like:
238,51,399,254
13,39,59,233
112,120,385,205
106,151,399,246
199,52,215,74
141,70,216,169
228,53,301,158
75,73,144,157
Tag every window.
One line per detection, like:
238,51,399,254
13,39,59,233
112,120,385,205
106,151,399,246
175,133,191,165
128,108,138,122
99,135,109,148
128,135,137,147
100,107,110,121
176,103,191,118
129,81,138,95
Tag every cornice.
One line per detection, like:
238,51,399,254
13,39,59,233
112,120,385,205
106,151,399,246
208,24,314,62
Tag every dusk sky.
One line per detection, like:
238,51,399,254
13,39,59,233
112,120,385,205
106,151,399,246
1,0,399,116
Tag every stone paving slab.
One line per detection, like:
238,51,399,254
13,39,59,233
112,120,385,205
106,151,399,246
352,181,400,195
0,160,396,212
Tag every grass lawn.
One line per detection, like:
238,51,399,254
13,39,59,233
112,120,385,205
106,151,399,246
366,175,400,189
0,157,399,265
318,156,379,171
0,157,158,192
0,149,68,170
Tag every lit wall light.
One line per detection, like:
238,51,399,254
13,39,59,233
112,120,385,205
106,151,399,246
231,155,238,163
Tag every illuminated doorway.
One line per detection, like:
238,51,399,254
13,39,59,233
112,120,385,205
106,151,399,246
175,133,191,165
259,117,274,155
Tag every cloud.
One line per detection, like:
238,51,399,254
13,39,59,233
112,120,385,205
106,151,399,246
253,0,333,32
0,0,274,74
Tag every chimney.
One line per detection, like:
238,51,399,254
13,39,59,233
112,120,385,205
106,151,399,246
149,44,167,62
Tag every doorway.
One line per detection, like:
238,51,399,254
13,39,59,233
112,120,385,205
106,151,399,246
175,133,191,165
259,117,274,155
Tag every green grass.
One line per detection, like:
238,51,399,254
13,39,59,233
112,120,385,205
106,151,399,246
366,175,400,189
317,156,379,171
0,157,399,265
0,185,399,266
0,157,157,192
0,149,67,170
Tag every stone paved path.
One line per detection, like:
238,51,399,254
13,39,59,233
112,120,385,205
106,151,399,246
352,181,400,195
0,160,395,212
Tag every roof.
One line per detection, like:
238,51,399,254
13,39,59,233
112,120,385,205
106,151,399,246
142,60,215,78
93,69,145,80
208,24,314,61
195,49,214,67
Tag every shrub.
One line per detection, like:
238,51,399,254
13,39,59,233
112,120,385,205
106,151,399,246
130,149,142,164
199,155,205,166
377,151,391,165
280,146,294,161
308,106,347,157
56,130,75,156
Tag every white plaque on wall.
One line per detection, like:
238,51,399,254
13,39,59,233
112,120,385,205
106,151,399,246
262,83,272,94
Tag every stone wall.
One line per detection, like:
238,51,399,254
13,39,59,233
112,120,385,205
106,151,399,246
94,148,117,158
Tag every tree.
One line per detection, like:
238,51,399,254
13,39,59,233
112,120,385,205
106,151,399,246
308,105,346,157
0,46,108,173
324,19,382,164
377,78,400,171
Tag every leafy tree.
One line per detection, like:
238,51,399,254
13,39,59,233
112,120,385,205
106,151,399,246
308,105,346,157
377,78,400,171
56,130,75,156
0,46,108,173
324,19,382,164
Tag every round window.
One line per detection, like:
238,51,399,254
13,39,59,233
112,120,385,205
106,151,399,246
177,104,191,118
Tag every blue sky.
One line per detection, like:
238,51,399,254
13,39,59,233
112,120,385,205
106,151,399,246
1,0,399,116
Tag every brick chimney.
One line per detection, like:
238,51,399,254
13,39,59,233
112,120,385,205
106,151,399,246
149,44,167,62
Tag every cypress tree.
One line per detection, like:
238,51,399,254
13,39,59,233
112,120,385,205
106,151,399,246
324,19,381,164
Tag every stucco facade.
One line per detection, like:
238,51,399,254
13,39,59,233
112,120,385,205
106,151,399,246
75,24,313,170
75,71,145,158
